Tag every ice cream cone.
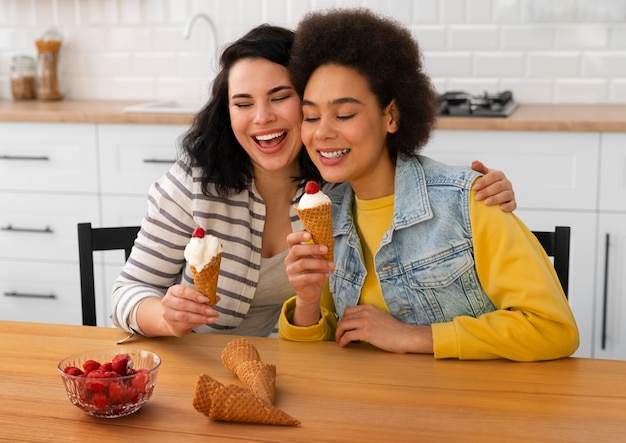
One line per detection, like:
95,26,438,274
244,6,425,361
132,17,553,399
295,203,334,261
234,360,276,405
192,373,221,416
193,373,300,426
221,337,261,373
190,253,221,306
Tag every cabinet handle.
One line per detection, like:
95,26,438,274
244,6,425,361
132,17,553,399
0,154,50,161
601,233,610,350
4,291,56,299
1,225,53,234
143,158,175,164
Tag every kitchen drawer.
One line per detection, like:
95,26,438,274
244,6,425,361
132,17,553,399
0,259,82,325
424,130,600,211
98,123,186,196
0,192,100,261
599,133,626,212
0,122,98,193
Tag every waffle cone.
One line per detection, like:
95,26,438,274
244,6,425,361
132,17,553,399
234,360,276,405
192,373,222,416
193,374,299,426
221,337,261,373
295,203,334,261
190,253,221,306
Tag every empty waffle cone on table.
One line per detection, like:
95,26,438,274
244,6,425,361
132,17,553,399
192,338,299,426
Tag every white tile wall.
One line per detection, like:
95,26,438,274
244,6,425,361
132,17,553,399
1,0,626,104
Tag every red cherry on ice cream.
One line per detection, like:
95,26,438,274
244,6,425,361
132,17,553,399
192,227,205,238
304,181,319,194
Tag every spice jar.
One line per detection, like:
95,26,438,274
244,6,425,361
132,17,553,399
35,28,63,100
10,55,37,100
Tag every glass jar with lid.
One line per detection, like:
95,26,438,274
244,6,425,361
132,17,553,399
35,28,63,100
11,55,37,100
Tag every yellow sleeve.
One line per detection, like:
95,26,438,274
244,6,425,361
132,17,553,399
278,281,337,341
431,189,579,361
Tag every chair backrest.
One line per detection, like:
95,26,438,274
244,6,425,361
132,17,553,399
77,223,141,326
531,226,570,298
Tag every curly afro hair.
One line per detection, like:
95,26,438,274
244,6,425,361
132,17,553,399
288,8,439,160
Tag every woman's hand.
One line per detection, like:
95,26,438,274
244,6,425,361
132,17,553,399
284,230,335,326
335,304,434,354
150,284,219,336
471,160,517,212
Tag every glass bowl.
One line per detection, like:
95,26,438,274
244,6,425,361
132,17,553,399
58,348,160,418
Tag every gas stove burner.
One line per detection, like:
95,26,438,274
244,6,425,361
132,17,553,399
438,90,518,117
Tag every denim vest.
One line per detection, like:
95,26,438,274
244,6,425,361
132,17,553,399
328,155,496,326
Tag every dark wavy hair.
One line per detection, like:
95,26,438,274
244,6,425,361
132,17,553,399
288,8,439,160
180,24,322,197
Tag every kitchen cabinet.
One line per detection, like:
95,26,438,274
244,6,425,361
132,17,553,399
0,122,99,325
95,124,186,326
423,130,600,358
0,121,186,327
593,134,626,360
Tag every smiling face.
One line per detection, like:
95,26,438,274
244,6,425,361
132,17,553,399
301,64,398,199
228,58,303,178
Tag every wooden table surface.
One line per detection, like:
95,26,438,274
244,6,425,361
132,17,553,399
1,320,625,442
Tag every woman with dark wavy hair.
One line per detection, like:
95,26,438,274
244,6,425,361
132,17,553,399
111,22,516,339
280,8,578,361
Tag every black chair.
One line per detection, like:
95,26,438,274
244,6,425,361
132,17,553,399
77,223,141,326
532,226,571,298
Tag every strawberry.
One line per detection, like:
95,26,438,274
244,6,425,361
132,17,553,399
91,391,109,410
82,359,101,373
192,226,205,238
108,382,127,403
85,370,107,393
99,362,113,372
304,181,319,194
131,373,149,394
111,353,133,376
63,366,83,376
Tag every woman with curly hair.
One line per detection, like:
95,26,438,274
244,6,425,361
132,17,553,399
279,8,579,361
111,22,516,339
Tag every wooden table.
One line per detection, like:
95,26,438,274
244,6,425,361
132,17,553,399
1,320,625,442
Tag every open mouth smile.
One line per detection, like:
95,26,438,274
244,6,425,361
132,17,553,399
254,131,286,144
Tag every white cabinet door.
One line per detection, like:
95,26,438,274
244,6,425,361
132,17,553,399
0,122,98,193
0,260,82,325
515,209,597,358
594,134,626,359
599,133,626,212
0,193,100,261
425,130,600,211
98,123,187,196
593,214,626,360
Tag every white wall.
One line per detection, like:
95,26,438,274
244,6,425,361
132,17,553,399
1,0,626,104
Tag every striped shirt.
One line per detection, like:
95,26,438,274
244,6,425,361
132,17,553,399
111,156,315,336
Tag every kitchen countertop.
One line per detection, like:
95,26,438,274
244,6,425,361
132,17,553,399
2,99,626,132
